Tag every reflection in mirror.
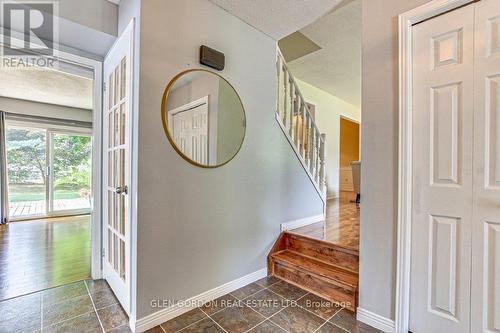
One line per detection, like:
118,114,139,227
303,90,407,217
162,70,246,167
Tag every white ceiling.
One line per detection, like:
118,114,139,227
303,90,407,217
287,0,361,108
209,0,345,39
0,66,93,109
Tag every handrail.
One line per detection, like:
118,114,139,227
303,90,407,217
276,49,324,139
275,48,327,200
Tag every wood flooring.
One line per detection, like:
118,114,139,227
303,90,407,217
292,192,360,250
0,215,91,301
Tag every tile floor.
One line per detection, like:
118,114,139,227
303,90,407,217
0,277,380,333
147,277,380,333
0,279,129,333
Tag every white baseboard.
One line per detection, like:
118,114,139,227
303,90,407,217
357,307,395,333
134,268,267,333
280,214,325,232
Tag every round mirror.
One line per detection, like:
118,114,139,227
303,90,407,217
161,69,246,168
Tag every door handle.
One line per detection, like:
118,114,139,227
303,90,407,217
115,186,128,195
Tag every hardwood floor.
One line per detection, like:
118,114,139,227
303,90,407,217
292,192,360,250
0,215,91,301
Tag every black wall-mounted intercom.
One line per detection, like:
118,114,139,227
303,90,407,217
200,45,225,71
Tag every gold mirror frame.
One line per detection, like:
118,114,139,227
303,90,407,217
161,69,246,168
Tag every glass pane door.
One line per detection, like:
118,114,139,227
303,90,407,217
105,57,127,282
50,132,92,213
6,126,48,219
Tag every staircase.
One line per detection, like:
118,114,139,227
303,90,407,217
268,232,359,312
276,50,327,202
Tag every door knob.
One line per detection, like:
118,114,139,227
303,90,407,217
115,186,128,195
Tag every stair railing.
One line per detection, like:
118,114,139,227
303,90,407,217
276,49,327,201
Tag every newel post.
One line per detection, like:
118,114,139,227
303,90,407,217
319,134,327,195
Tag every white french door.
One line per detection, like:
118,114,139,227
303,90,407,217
102,20,134,314
410,1,500,332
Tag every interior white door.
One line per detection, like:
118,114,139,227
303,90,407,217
472,1,500,332
410,5,475,332
102,20,134,314
170,99,208,164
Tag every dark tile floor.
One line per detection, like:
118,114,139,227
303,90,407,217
0,279,129,333
147,277,380,333
0,277,380,333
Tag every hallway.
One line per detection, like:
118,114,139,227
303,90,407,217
291,192,359,250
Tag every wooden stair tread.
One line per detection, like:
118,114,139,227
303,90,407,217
270,250,358,289
285,232,359,256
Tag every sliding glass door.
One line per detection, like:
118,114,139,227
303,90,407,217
50,132,92,213
6,127,48,217
6,124,92,220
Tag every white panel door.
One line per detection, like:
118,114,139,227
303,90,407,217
410,5,474,332
472,1,500,332
171,102,208,165
102,20,134,314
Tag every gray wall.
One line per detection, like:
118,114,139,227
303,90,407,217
135,0,324,318
45,0,117,36
217,79,245,163
360,0,430,320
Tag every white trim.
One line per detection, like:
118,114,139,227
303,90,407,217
280,214,325,232
168,96,208,116
133,268,268,333
396,1,475,333
357,307,395,333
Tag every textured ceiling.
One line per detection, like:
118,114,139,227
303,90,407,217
0,66,93,109
278,32,322,63
287,0,361,108
209,0,345,39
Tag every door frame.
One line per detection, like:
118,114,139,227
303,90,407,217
0,32,104,280
396,1,475,332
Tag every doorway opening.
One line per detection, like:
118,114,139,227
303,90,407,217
0,49,102,301
277,0,362,251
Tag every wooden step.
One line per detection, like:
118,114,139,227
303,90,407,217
269,249,358,312
285,232,359,273
272,250,358,287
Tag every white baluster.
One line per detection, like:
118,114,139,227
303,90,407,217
294,95,300,147
320,134,327,194
315,130,320,183
283,68,288,127
300,102,306,158
289,81,294,138
309,127,315,175
276,55,282,119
